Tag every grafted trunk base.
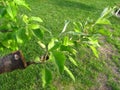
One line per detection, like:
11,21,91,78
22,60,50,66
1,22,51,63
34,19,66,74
0,50,49,74
0,51,29,74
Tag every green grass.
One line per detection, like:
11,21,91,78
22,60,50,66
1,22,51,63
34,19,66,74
0,0,120,90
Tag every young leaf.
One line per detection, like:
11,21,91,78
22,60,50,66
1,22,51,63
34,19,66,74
6,2,17,20
64,66,75,82
96,18,111,25
59,20,69,37
16,35,23,44
88,37,100,47
100,7,109,18
29,24,40,30
48,38,55,51
68,56,78,67
63,36,69,46
73,22,80,32
98,29,112,36
34,56,40,63
49,41,62,51
42,67,52,88
16,29,28,44
1,33,14,49
2,40,12,48
53,51,66,74
89,46,99,58
100,7,112,18
30,16,43,22
73,22,83,32
60,45,77,55
63,36,74,46
22,14,29,24
37,41,46,49
14,0,30,10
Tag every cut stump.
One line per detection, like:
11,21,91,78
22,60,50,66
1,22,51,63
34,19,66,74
0,51,27,74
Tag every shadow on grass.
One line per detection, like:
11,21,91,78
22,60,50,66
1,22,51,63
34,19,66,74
53,0,97,11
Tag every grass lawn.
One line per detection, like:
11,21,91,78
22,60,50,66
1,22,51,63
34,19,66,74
0,0,120,90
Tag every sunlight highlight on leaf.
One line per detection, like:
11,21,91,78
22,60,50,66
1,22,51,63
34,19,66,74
68,56,78,66
64,66,75,82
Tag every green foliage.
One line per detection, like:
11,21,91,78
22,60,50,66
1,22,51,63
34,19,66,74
39,6,114,86
0,0,78,88
65,7,115,58
0,0,43,50
53,51,66,74
68,20,101,58
95,7,113,25
42,67,52,88
64,66,75,82
68,55,78,67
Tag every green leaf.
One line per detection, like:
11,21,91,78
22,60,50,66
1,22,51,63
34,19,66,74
96,18,111,25
53,51,66,74
16,35,23,44
100,7,112,18
30,16,43,22
6,1,17,20
34,56,40,63
37,41,46,49
42,67,52,88
14,0,30,10
0,32,5,41
63,36,74,46
40,26,53,37
60,45,77,55
1,33,14,49
48,38,55,51
73,22,80,32
59,20,69,36
53,42,61,50
88,37,100,47
32,29,44,40
67,31,86,36
0,46,3,51
89,46,99,58
22,14,29,24
98,29,112,36
2,40,12,48
100,7,109,18
16,29,28,44
68,56,78,66
0,6,6,18
64,66,75,82
49,41,61,51
29,24,40,30
1,38,18,50
63,36,69,46
73,22,83,32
